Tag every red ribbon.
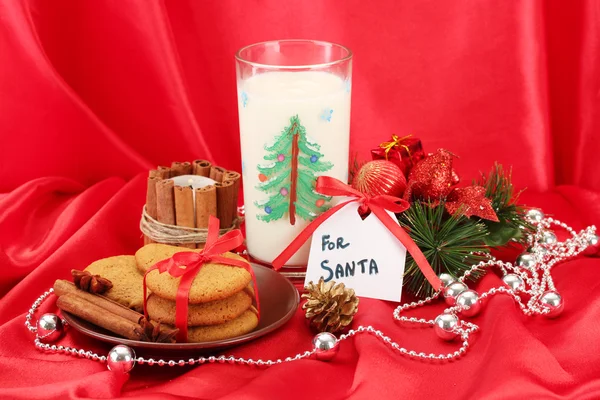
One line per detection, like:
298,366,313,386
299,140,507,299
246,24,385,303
143,216,260,342
272,176,442,292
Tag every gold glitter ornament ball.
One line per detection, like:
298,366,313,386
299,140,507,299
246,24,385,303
352,160,407,197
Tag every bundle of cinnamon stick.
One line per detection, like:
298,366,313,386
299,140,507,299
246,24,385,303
145,160,241,248
54,279,178,342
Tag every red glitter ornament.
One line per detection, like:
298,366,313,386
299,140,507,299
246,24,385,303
352,160,407,197
445,186,499,221
403,149,456,201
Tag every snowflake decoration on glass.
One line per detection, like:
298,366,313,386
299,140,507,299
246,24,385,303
320,108,333,122
241,91,248,108
345,79,351,93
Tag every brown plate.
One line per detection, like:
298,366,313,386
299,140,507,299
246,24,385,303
62,263,299,356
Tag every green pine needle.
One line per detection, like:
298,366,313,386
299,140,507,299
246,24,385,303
475,163,534,246
348,153,362,184
398,201,489,298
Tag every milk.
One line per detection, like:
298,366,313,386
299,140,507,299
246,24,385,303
237,71,351,266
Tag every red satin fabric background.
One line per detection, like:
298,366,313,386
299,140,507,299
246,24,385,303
1,1,600,399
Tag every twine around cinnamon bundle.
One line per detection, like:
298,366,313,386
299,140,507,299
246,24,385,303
140,207,242,245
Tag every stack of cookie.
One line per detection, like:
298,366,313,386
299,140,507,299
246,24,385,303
135,244,259,342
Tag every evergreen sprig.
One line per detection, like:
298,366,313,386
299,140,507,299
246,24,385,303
475,163,534,246
399,201,489,298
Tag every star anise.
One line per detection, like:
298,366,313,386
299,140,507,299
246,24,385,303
134,318,179,343
71,270,113,294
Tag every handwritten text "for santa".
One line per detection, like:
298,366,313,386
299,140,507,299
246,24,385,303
319,235,379,282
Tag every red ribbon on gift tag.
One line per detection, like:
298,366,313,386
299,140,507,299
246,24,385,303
143,216,260,342
272,176,442,292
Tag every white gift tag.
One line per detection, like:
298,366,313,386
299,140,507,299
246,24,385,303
305,202,407,302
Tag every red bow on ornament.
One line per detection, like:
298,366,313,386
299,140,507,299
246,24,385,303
143,216,260,342
272,176,442,291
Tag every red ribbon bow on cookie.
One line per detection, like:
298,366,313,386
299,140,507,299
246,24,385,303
273,176,442,291
143,216,260,343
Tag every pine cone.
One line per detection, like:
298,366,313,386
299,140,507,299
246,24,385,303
302,278,359,333
134,318,179,343
71,270,113,294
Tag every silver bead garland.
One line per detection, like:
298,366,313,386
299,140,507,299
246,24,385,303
25,214,597,370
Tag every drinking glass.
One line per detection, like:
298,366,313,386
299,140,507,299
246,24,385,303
236,40,352,267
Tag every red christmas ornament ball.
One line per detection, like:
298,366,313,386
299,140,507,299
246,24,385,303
315,199,326,207
258,174,268,182
352,160,407,197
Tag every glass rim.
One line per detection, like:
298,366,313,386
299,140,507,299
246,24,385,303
235,39,352,70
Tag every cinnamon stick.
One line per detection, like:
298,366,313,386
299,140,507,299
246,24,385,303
157,166,172,179
174,185,196,248
54,280,143,324
156,179,175,225
224,171,241,220
171,161,192,177
57,294,142,340
224,170,241,183
216,180,235,229
193,160,211,177
195,185,217,230
146,176,159,219
210,166,226,183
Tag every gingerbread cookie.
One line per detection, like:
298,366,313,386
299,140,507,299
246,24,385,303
135,243,202,274
185,309,259,343
84,255,145,312
146,286,254,326
136,244,252,304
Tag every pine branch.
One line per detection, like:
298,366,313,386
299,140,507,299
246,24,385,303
257,160,289,175
348,154,363,185
295,203,317,220
474,163,535,246
297,136,324,156
255,194,288,222
298,156,333,172
398,201,489,298
256,170,290,191
264,133,293,154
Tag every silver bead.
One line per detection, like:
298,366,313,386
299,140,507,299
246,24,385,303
540,291,564,318
584,234,599,256
528,246,548,257
526,209,544,223
313,332,339,361
516,252,536,269
106,345,136,373
36,313,64,343
539,231,557,245
434,314,459,341
439,273,456,288
502,274,524,291
455,290,481,317
443,282,468,306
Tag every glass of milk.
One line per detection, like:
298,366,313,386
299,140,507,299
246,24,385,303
236,40,352,268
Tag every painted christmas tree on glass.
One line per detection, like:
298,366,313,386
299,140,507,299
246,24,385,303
256,115,333,225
